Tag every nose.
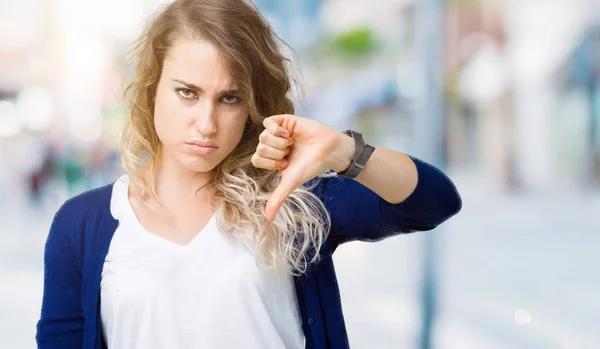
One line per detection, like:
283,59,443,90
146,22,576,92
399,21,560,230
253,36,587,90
194,99,217,136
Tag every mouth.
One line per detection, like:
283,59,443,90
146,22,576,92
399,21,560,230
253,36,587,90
186,141,218,148
185,142,219,155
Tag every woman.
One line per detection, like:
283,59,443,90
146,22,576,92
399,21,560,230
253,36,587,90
36,0,462,348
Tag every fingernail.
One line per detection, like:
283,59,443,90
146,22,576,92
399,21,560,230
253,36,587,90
281,159,289,167
281,132,289,138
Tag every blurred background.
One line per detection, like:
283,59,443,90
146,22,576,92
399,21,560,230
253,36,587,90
1,0,599,348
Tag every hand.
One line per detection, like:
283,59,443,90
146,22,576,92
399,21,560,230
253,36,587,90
251,114,354,221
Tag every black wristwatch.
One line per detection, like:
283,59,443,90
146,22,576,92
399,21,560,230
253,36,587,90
336,129,375,179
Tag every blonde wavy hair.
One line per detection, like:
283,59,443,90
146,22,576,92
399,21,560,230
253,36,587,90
120,0,336,275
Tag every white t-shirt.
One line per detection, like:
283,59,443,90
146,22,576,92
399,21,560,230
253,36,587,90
100,175,305,349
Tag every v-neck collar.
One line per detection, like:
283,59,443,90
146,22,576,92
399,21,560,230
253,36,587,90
114,175,217,249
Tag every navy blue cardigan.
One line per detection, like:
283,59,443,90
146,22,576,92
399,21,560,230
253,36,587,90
36,156,461,349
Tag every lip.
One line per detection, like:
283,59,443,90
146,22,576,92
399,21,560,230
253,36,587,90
187,140,218,147
185,141,219,156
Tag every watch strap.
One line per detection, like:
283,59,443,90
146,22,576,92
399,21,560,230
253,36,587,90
336,130,375,179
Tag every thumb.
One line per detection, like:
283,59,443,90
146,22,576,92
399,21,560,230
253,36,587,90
265,176,299,222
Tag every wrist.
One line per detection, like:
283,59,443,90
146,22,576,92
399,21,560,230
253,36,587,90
329,132,355,173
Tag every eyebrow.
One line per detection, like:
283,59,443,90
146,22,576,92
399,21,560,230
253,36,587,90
172,79,240,95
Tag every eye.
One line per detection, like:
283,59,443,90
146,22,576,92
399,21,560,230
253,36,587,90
176,88,196,100
221,95,240,105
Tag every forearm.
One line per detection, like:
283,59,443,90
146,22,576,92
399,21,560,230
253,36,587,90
330,133,418,204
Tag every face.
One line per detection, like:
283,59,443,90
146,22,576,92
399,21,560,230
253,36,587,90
153,39,249,174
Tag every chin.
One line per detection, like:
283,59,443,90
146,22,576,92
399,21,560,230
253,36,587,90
183,158,219,173
180,154,221,173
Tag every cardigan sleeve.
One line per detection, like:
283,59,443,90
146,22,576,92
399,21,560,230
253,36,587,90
36,201,84,348
320,155,462,248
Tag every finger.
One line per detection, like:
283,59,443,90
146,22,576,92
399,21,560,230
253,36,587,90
256,143,290,160
263,116,290,138
259,129,294,150
266,177,300,222
251,153,289,170
268,114,296,129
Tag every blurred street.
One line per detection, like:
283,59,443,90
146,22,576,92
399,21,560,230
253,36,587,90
2,172,599,349
337,172,600,349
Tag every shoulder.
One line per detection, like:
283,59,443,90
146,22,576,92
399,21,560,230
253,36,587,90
56,182,115,219
50,181,117,235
